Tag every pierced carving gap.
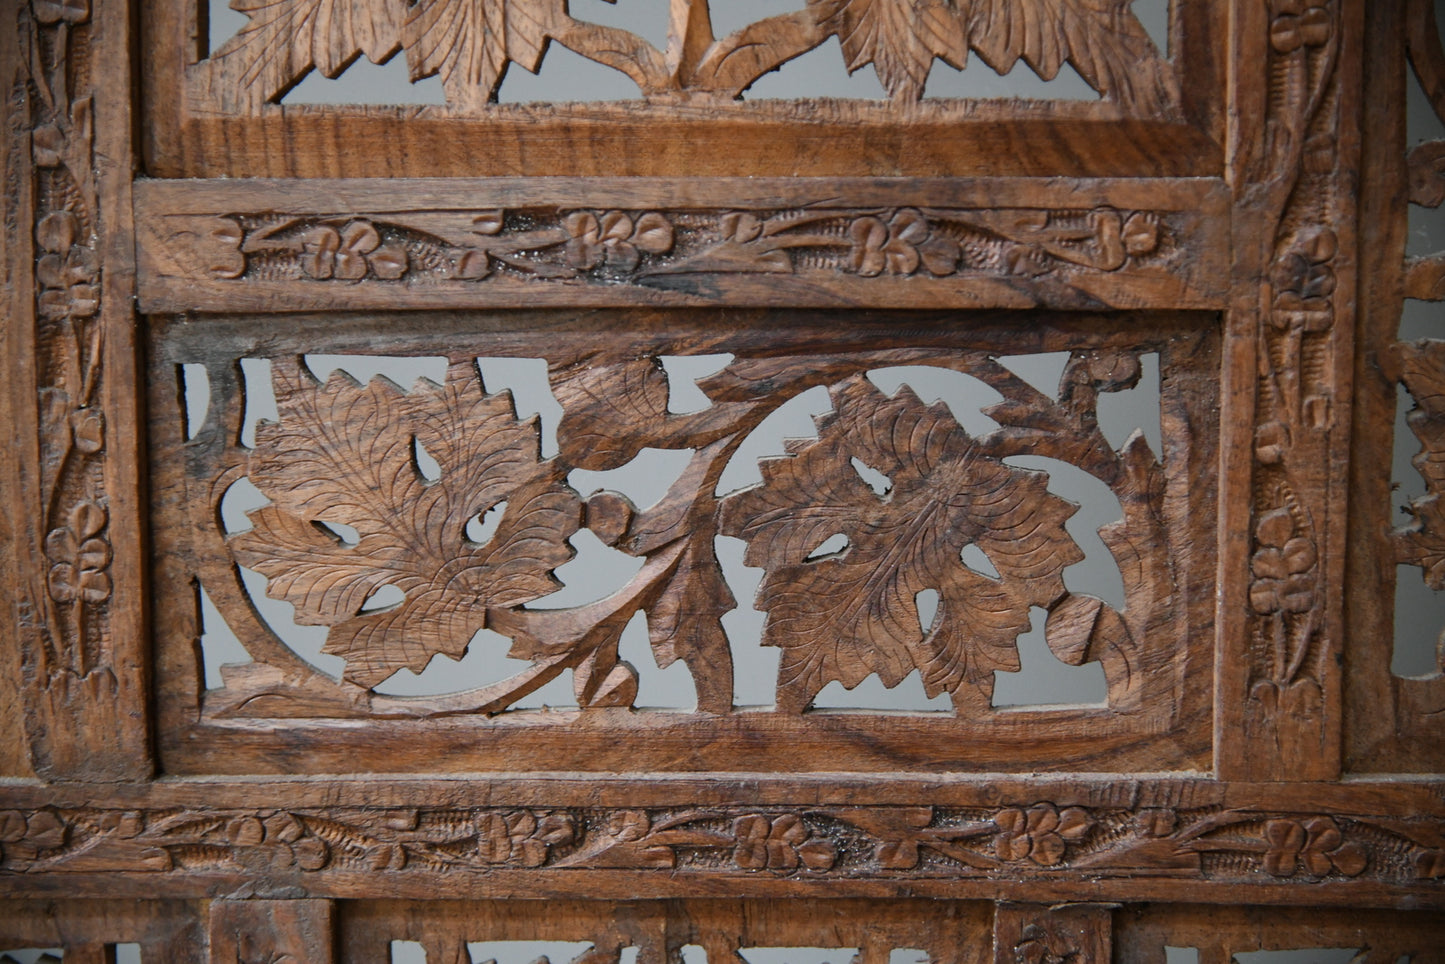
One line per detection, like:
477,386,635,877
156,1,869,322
466,941,598,964
887,952,929,964
571,447,695,512
1096,351,1161,455
1231,952,1361,964
804,532,850,561
866,366,1002,436
392,942,425,964
991,606,1108,708
239,357,278,448
182,363,211,440
281,53,446,104
496,42,644,103
812,669,953,712
414,437,442,483
477,357,563,458
620,608,697,709
850,456,892,496
717,385,832,495
361,583,406,612
661,353,735,414
114,946,141,964
923,57,1097,101
999,351,1071,400
468,500,508,545
0,953,63,964
960,543,1000,579
1163,950,1199,964
219,476,271,535
741,38,890,100
739,950,858,964
200,583,253,690
530,527,646,609
305,353,449,389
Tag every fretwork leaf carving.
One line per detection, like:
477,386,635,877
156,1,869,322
403,0,556,108
229,360,581,688
811,0,967,102
965,0,1177,115
205,0,408,108
718,376,1082,711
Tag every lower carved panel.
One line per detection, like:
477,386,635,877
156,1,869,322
148,309,1218,775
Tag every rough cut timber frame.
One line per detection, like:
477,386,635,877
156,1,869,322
2,0,1444,958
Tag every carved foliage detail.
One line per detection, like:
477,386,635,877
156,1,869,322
718,377,1081,711
230,360,581,688
1244,0,1342,752
16,0,119,757
0,804,1437,885
201,342,1178,718
193,0,1177,113
168,205,1173,294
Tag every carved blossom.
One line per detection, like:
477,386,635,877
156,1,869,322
35,211,99,321
44,501,112,605
732,814,837,871
993,804,1092,866
1261,817,1366,877
300,221,408,281
847,209,958,277
1269,0,1332,54
1249,506,1317,615
565,211,674,272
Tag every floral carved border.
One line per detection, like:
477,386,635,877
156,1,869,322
0,803,1441,889
139,202,1204,311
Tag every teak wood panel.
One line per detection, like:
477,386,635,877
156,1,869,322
3,0,1445,956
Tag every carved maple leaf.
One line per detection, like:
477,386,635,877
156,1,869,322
404,0,555,108
230,360,581,688
811,0,967,101
965,0,1177,116
718,376,1081,711
808,0,1175,112
201,0,408,110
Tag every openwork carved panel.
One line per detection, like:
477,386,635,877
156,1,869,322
148,310,1217,774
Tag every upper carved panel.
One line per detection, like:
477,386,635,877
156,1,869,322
189,0,1178,114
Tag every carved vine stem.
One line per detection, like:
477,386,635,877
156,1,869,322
1244,0,1343,747
17,0,112,687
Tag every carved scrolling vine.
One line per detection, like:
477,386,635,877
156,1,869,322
159,204,1173,293
0,802,1439,885
11,0,123,772
178,337,1198,720
1242,0,1343,763
191,0,1179,113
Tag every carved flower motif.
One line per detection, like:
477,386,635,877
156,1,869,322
732,814,837,871
565,211,673,271
476,811,575,867
44,501,111,604
994,804,1092,866
1270,226,1336,330
300,221,408,281
1262,817,1366,877
32,0,88,24
1269,0,1331,54
35,211,99,320
1249,506,1316,615
848,209,958,277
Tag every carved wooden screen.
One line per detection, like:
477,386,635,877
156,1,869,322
2,0,1443,959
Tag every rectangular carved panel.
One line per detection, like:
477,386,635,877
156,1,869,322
133,178,1230,314
147,309,1218,774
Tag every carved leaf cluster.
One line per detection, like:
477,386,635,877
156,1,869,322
719,376,1081,710
229,360,581,688
198,0,1175,111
